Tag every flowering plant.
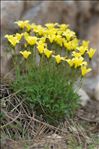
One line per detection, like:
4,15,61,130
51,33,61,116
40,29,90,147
5,21,96,124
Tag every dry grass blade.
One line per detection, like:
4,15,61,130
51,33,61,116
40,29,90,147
1,83,98,149
1,110,21,129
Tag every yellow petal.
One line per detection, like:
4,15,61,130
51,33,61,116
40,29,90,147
44,49,53,58
54,55,65,64
25,36,37,45
20,50,31,59
66,59,74,67
15,20,29,29
87,48,96,59
81,66,92,76
37,44,44,54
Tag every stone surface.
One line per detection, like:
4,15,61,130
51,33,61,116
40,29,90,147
77,88,90,106
95,81,99,101
1,1,24,35
86,21,99,76
1,1,41,35
24,1,41,10
22,1,77,29
82,76,99,100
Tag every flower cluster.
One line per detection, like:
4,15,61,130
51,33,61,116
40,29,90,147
5,20,96,76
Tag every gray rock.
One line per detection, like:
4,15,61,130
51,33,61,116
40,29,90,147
86,21,99,76
24,1,41,10
1,1,24,34
82,76,99,101
22,1,77,29
94,78,99,101
1,1,42,35
77,88,90,106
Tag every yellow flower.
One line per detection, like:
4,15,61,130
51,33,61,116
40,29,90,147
15,20,29,29
64,38,79,50
66,57,84,68
48,35,56,43
72,51,81,57
60,24,69,31
77,46,86,55
73,57,84,68
44,49,53,58
82,40,89,50
37,42,45,54
45,23,57,29
37,45,44,54
23,32,29,37
32,24,45,36
37,40,45,46
25,23,32,31
57,30,63,35
15,33,23,40
77,41,89,55
63,29,76,41
64,41,72,50
71,38,79,50
53,55,65,64
81,65,92,76
46,28,57,36
40,37,46,43
5,35,19,46
80,61,88,66
55,35,63,46
87,48,96,59
66,59,74,67
20,50,31,59
25,36,37,45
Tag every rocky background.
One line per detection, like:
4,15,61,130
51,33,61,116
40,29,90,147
1,1,99,103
